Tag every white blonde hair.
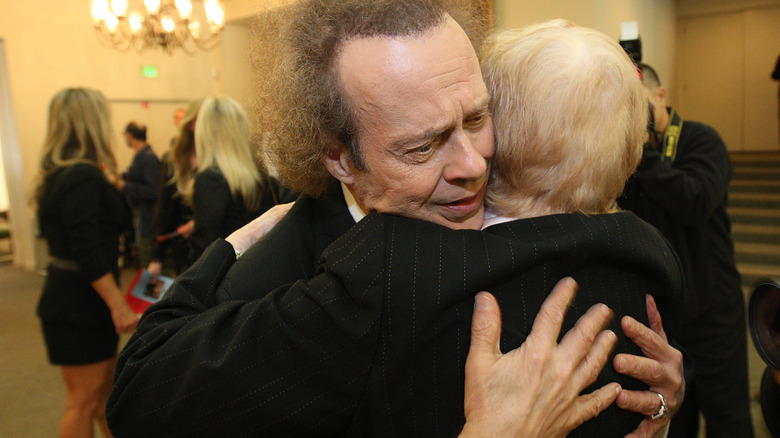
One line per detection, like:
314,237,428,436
481,20,647,217
192,96,266,211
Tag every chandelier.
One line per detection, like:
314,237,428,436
91,0,225,54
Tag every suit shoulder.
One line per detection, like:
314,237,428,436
321,213,386,259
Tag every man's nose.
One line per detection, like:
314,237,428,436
443,130,488,184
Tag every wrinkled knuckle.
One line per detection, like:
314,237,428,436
670,347,683,365
586,399,602,418
582,356,601,380
649,363,664,382
671,371,684,392
527,347,550,367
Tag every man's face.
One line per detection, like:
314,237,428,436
644,86,669,134
332,17,494,230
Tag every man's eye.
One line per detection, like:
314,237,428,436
418,142,433,153
466,114,486,128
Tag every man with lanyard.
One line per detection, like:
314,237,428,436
620,63,754,437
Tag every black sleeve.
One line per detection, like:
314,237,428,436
59,165,119,282
107,217,386,437
215,197,318,302
632,123,731,227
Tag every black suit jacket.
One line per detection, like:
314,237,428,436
108,209,683,437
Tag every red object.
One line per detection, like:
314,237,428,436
124,268,174,313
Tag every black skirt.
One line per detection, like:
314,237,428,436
40,320,118,365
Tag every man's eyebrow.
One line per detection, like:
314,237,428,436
391,96,491,150
391,127,447,150
467,96,491,117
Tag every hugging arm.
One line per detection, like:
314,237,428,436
615,295,684,438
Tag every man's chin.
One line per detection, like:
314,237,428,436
435,207,485,231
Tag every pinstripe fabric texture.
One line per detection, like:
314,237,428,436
108,211,683,437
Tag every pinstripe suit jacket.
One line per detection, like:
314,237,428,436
108,211,683,437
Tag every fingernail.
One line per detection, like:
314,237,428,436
474,292,488,311
616,356,625,369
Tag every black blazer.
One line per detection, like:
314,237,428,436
108,210,683,437
189,167,298,262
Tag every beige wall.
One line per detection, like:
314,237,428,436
677,0,780,16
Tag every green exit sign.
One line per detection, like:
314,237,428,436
140,65,158,78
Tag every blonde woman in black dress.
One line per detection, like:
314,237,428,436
35,88,138,437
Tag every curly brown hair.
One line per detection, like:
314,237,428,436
251,0,491,196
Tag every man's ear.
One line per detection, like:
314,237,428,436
322,138,356,185
656,86,667,106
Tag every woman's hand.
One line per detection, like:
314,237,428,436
177,220,195,238
614,295,684,438
111,302,140,334
91,273,140,334
226,203,294,256
461,279,620,438
147,261,162,279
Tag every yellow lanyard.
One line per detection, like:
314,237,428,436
661,109,683,162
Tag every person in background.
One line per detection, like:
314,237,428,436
147,100,201,278
108,121,161,268
186,95,295,262
34,88,138,438
173,107,186,128
619,63,754,438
